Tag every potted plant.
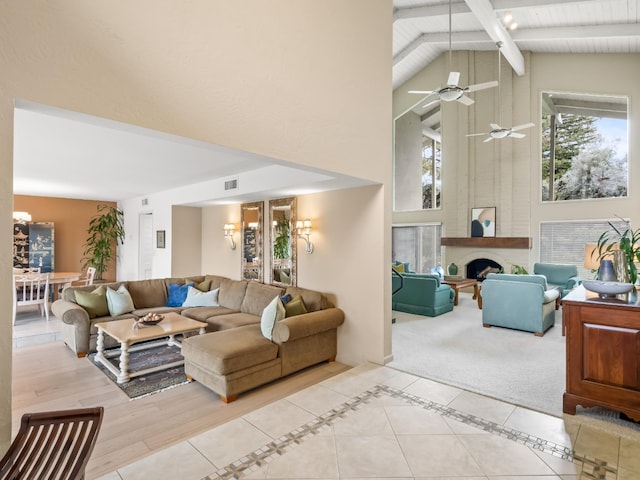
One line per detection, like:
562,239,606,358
272,219,290,260
82,204,125,281
596,217,640,285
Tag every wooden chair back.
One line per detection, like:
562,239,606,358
0,407,104,480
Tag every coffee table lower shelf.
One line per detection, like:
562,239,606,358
95,314,207,384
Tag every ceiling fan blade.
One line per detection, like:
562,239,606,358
465,80,499,93
511,122,535,132
489,123,501,130
466,132,490,137
447,71,460,86
408,90,437,95
483,136,494,143
421,95,440,108
510,132,526,139
457,95,474,106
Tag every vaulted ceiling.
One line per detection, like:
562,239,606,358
393,0,640,89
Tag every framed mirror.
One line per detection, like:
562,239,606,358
241,201,263,282
269,197,297,287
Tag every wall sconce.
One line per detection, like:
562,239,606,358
223,223,236,250
296,219,314,254
13,211,32,223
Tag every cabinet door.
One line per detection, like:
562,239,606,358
27,222,55,273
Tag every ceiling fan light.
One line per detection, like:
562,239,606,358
490,130,510,139
439,87,463,102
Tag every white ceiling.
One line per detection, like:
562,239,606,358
393,0,640,89
13,1,640,204
13,100,371,205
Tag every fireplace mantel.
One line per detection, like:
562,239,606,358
441,237,532,249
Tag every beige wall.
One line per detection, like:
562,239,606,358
0,0,392,449
171,206,202,278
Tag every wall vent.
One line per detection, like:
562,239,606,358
141,198,149,206
224,178,239,191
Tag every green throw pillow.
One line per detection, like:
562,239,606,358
75,286,109,319
392,263,405,273
260,296,285,340
195,279,212,292
285,295,308,317
106,285,135,316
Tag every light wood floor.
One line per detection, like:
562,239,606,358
12,341,351,479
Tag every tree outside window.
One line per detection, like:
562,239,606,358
541,92,628,202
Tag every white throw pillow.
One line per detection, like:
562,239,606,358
182,286,219,307
106,285,135,316
260,295,285,340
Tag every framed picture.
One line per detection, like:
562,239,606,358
156,230,166,249
471,207,496,238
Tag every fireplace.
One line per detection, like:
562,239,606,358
466,258,503,281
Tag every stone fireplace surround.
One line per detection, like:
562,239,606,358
445,247,532,282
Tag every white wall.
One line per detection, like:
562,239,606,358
0,0,392,451
171,206,202,278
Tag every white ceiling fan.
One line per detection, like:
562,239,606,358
407,0,497,107
467,42,535,142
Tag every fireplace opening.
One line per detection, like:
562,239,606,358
466,258,503,281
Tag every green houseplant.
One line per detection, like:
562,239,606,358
82,204,125,281
272,219,291,260
596,217,640,285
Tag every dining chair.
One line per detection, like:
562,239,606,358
13,273,50,324
0,406,104,480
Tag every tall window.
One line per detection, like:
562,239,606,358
540,220,627,280
392,224,442,274
422,138,441,209
394,103,442,211
541,92,628,202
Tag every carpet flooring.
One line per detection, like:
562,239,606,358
389,293,567,417
88,343,189,399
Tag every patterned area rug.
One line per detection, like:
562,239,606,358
88,343,190,400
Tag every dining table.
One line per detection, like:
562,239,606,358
48,271,82,300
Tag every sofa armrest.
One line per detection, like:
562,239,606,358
543,289,560,304
51,299,90,327
273,308,345,344
566,276,581,289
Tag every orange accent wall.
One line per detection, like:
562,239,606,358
13,196,119,282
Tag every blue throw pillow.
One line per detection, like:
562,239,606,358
281,293,293,305
166,282,194,307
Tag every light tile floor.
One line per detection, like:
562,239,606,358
93,362,640,480
14,311,640,480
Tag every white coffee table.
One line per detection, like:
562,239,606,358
94,312,207,384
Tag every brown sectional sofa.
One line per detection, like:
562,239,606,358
51,275,345,402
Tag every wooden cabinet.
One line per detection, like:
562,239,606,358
563,286,640,421
13,221,55,273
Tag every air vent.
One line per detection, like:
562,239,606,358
224,178,239,191
141,198,149,206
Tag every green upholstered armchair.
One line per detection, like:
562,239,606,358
533,263,581,297
391,273,454,317
481,273,560,336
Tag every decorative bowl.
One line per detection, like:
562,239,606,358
582,280,634,297
137,314,164,326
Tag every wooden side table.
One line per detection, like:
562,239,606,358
441,278,479,306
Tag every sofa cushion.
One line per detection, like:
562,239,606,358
106,285,135,316
126,279,168,308
285,295,308,317
182,286,219,307
241,282,285,316
284,287,326,312
218,278,248,311
205,312,261,331
182,325,279,375
181,305,238,325
75,286,109,318
166,282,195,307
260,295,286,339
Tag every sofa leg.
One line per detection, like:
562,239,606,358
534,332,544,337
482,323,491,328
221,394,238,403
77,352,88,359
186,374,193,381
327,356,336,363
